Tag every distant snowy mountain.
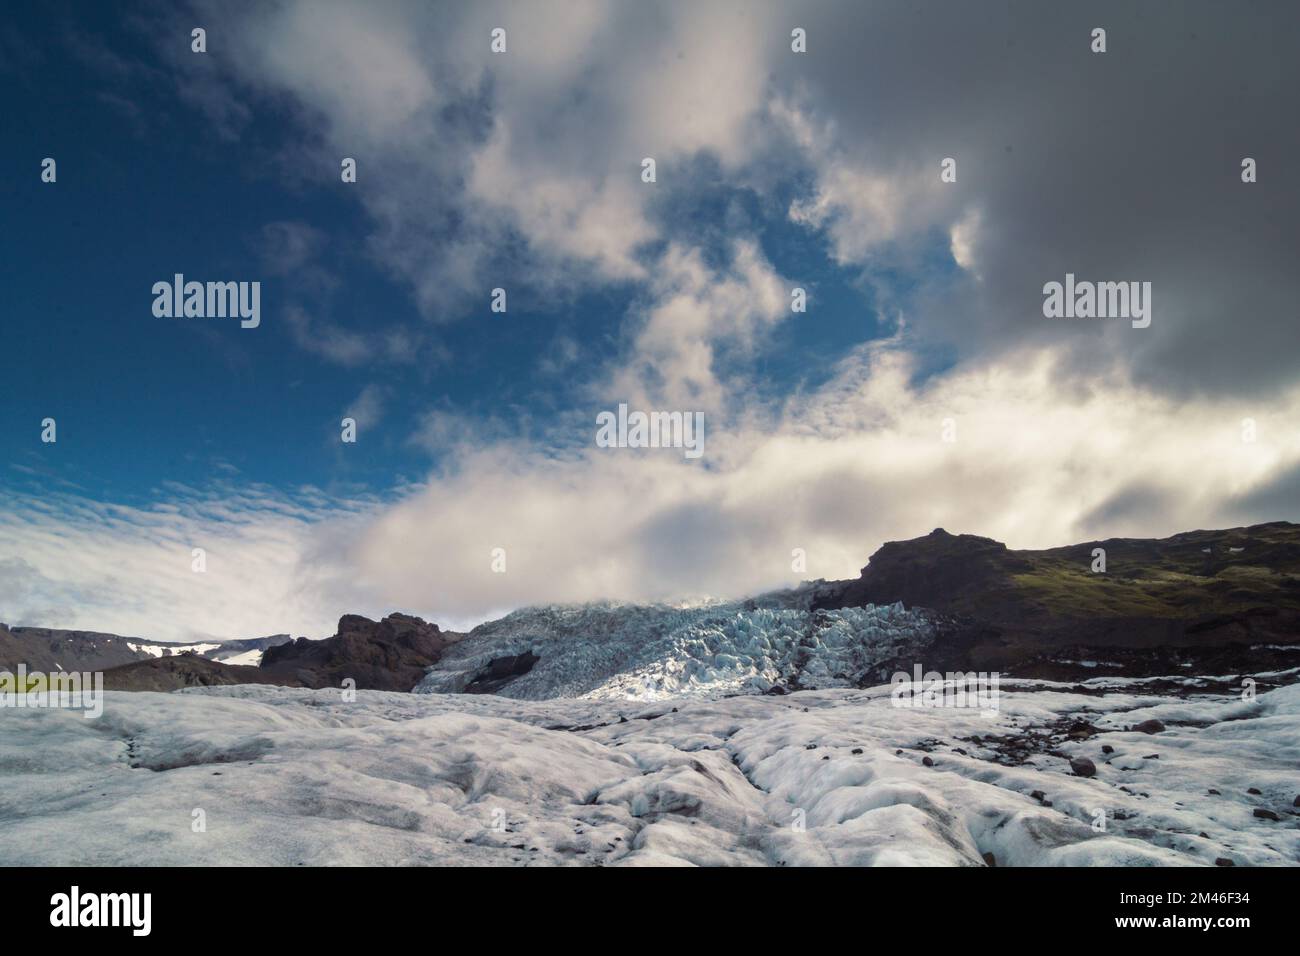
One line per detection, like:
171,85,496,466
0,625,291,672
125,634,292,666
415,589,937,700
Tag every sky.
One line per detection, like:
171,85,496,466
1,0,1298,642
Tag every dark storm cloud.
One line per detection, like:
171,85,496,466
1079,481,1179,533
771,0,1300,399
1225,461,1300,522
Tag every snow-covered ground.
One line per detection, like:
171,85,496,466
416,598,936,699
1,674,1296,866
216,649,264,667
122,641,268,666
126,642,224,659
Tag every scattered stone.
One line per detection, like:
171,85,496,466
922,756,934,767
1215,857,1235,867
1070,757,1097,778
1101,744,1114,754
1065,721,1099,740
1253,808,1280,822
982,851,996,867
1143,754,1159,760
1208,788,1220,795
1132,719,1166,734
1247,787,1262,795
851,748,863,755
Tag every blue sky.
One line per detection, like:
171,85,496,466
2,1,1297,641
1,2,906,506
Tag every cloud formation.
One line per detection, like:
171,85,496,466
4,1,1298,640
6,342,1298,640
155,0,1300,398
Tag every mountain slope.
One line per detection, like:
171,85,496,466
813,522,1300,674
0,625,292,672
0,624,146,672
100,654,307,691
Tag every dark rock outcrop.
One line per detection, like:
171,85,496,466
464,651,540,695
820,529,1030,614
260,613,461,691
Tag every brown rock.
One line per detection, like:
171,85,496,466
1132,719,1166,735
259,612,460,691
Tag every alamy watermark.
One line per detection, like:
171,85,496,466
1042,273,1151,329
50,886,151,936
152,274,260,328
0,665,104,719
595,403,704,459
890,664,1000,716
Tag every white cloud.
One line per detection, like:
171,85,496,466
175,0,781,311
604,239,790,413
345,384,388,431
0,484,382,642
340,345,1300,622
774,97,960,266
7,346,1296,639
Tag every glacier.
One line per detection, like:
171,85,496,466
415,594,938,700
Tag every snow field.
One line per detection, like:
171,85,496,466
1,678,1295,866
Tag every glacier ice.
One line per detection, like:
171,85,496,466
415,595,937,700
1,677,1296,866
